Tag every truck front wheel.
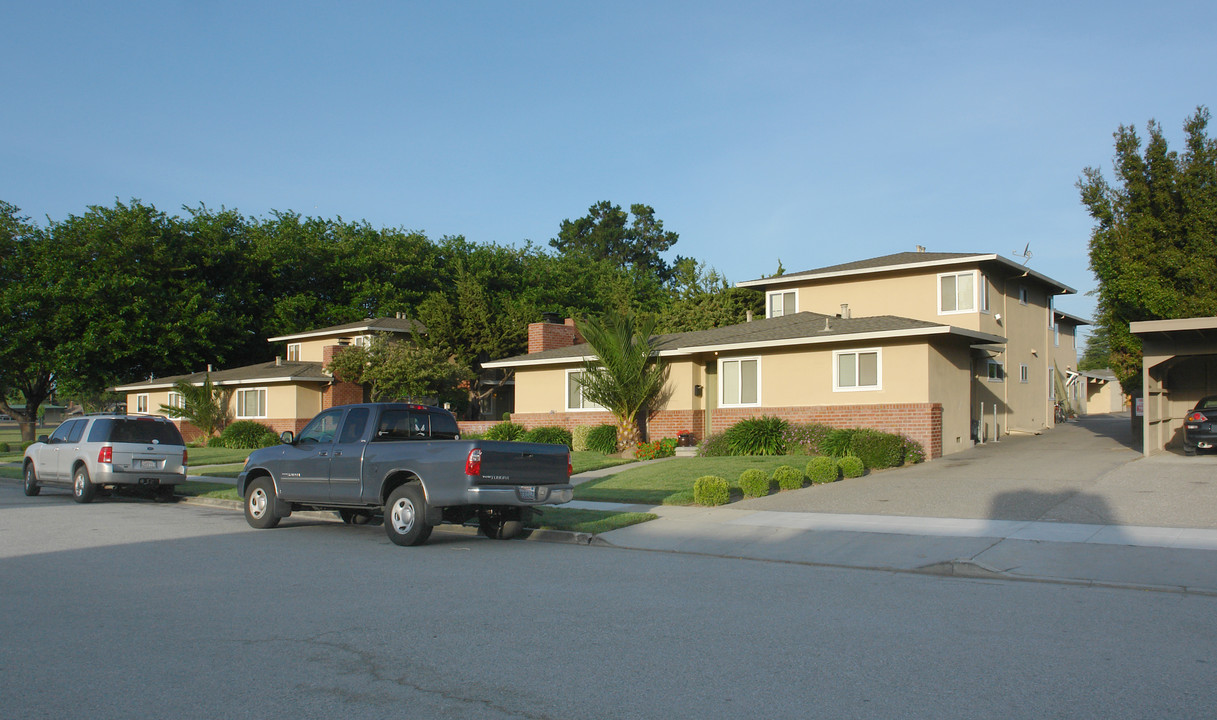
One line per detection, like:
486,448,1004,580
385,484,433,546
244,478,281,529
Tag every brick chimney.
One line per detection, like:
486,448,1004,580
321,344,366,408
527,315,582,353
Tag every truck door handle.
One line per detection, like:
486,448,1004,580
333,451,343,457
318,451,328,457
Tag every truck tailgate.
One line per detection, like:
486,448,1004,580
472,441,570,485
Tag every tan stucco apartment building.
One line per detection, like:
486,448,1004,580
486,251,1084,459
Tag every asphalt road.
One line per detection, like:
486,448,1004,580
3,485,1215,719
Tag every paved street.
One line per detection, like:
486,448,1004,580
3,484,1217,719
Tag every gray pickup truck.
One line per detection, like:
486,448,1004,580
236,403,574,546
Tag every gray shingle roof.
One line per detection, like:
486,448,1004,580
267,316,426,342
486,311,1002,367
772,252,980,281
113,360,329,391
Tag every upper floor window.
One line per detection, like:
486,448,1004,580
1018,285,1028,305
980,277,990,312
1020,364,1029,383
767,290,797,318
986,360,1004,383
938,271,976,314
720,357,760,406
566,370,605,411
287,343,301,361
834,349,881,391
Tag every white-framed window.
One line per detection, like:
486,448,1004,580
1020,364,1029,383
135,394,148,413
720,357,760,406
351,335,372,347
167,391,184,410
980,276,990,313
986,360,1004,383
834,348,881,391
938,271,976,314
767,290,797,318
236,388,267,418
565,370,605,411
1048,368,1056,400
1019,285,1028,305
287,343,301,361
1054,324,1060,347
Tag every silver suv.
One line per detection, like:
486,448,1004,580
22,414,188,503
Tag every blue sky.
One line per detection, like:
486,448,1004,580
4,1,1214,331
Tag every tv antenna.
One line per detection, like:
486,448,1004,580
1012,242,1032,265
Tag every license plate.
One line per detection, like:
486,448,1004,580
138,459,158,469
517,486,537,501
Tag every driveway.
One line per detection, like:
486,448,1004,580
735,414,1217,530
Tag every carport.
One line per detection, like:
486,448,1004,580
1131,317,1217,456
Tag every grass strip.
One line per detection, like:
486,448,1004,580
529,507,656,534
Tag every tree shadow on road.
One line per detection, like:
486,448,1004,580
989,487,1127,542
1069,413,1138,451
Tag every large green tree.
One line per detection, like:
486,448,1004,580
550,201,681,283
0,202,57,440
573,312,669,452
326,334,470,405
1079,106,1217,392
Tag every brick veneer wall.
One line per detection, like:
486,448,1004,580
508,402,944,459
176,417,311,444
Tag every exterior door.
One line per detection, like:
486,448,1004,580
328,407,370,503
276,408,345,502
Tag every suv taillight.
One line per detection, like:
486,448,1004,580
465,448,482,476
1188,411,1208,423
97,446,113,464
182,449,188,466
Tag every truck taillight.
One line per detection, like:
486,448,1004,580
465,448,482,476
567,452,572,477
98,446,113,464
1188,411,1208,423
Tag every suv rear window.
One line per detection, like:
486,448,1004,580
87,418,185,445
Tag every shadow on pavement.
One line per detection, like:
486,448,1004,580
1070,413,1137,451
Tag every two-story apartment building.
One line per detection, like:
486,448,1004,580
485,251,1084,459
113,316,421,440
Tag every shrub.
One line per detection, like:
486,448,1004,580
738,468,770,498
521,426,573,449
782,422,835,455
571,425,592,452
693,475,730,506
820,428,857,458
585,424,618,454
724,416,789,455
21,440,35,452
0,442,8,453
698,432,732,457
772,465,805,491
635,437,678,461
904,437,926,464
848,429,906,469
485,421,527,442
207,435,225,448
218,420,282,449
838,455,865,478
806,456,839,484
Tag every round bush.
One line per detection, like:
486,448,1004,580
806,456,839,484
585,424,618,454
485,421,526,442
738,468,770,498
838,455,865,478
772,465,805,491
218,420,281,449
571,425,592,452
693,475,730,506
521,426,573,449
0,442,9,453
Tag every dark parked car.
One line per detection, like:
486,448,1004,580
1183,396,1217,455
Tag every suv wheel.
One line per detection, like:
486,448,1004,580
384,484,432,546
72,466,96,504
23,464,40,497
244,478,281,529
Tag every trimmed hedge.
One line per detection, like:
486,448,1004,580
571,425,592,452
485,421,527,442
586,424,618,454
521,426,573,449
693,475,730,506
217,421,281,449
724,416,789,456
772,465,805,491
848,429,905,469
738,468,770,498
838,455,865,478
806,456,839,484
819,428,857,458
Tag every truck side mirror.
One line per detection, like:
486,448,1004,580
280,431,295,445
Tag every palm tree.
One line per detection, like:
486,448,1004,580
574,313,668,452
159,374,232,439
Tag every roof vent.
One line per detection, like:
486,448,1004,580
746,310,753,323
823,318,831,332
275,356,282,366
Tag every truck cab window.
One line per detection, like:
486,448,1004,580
298,409,344,444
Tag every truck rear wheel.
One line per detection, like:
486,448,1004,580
385,484,432,546
480,509,526,540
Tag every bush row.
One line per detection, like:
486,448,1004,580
699,416,925,467
694,456,874,505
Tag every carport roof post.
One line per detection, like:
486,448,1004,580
1131,317,1217,456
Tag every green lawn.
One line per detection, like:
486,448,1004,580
574,455,815,505
186,447,254,465
570,451,635,475
177,481,241,500
189,463,246,478
0,466,21,480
